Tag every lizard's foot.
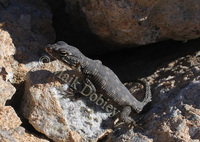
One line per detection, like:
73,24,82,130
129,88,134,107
62,87,81,101
120,106,133,124
114,106,136,128
114,119,135,129
62,89,75,100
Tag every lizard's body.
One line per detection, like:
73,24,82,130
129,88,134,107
45,41,152,126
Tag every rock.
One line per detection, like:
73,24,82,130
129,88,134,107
0,70,48,141
0,0,55,83
20,46,200,141
0,106,21,131
140,55,200,142
0,106,49,142
0,0,55,141
1,1,199,141
0,29,16,106
21,58,152,142
147,0,200,42
0,29,18,83
111,130,152,142
0,0,55,66
176,81,200,108
21,60,114,141
62,0,200,46
0,77,16,108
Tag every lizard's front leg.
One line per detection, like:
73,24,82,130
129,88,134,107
65,77,96,100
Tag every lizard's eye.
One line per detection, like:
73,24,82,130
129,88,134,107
60,49,68,54
59,49,72,56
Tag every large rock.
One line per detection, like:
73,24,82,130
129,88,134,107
21,50,200,142
21,60,115,142
0,0,199,141
64,0,200,46
144,80,200,142
0,74,49,141
0,0,55,141
0,0,55,66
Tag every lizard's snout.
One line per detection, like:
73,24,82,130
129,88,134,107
45,44,53,53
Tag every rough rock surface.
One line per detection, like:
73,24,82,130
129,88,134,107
140,54,200,142
0,106,49,142
0,0,200,141
21,60,113,141
0,29,17,84
21,51,200,142
63,0,200,46
0,77,16,107
0,0,55,141
0,0,55,66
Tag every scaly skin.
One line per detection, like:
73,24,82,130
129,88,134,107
45,41,152,126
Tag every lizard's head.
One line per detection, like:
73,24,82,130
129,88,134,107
45,41,84,69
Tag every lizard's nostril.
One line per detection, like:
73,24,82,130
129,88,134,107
45,45,52,52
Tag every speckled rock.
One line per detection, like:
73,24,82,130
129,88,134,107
21,60,114,142
140,54,200,142
20,59,154,142
0,106,49,142
111,130,153,142
64,0,200,46
0,0,55,87
20,47,200,142
0,29,18,83
0,28,17,108
0,77,16,108
143,80,200,142
0,0,55,141
0,0,55,69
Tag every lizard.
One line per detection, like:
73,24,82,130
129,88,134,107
45,41,152,126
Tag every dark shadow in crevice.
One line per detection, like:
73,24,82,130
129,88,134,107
6,82,25,113
90,39,200,81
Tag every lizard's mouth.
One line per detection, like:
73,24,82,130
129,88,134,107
45,45,56,57
45,45,57,55
45,44,64,61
